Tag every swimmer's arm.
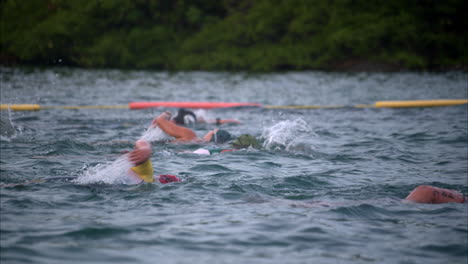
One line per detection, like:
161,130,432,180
154,112,197,141
205,118,241,125
128,140,152,165
202,128,218,142
216,119,241,124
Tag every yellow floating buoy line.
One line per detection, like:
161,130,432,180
1,104,42,111
1,99,467,111
0,104,128,111
373,99,468,108
42,105,129,110
265,99,468,109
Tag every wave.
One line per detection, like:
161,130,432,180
0,109,17,140
138,125,171,142
74,155,133,185
261,118,317,153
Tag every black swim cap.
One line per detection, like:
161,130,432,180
211,130,231,144
173,108,196,125
231,134,259,149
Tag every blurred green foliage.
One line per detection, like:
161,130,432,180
1,0,466,71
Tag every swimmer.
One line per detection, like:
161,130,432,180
285,185,466,208
172,108,197,125
404,185,465,204
152,111,232,143
0,140,180,187
126,139,181,184
172,108,241,125
192,134,260,155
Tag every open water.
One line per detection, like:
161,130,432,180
0,67,467,264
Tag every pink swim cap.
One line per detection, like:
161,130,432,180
158,174,181,184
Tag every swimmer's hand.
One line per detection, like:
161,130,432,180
203,128,219,142
159,111,172,120
151,111,172,127
129,140,152,165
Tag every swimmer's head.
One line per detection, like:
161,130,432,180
211,129,231,144
130,160,154,183
231,134,259,149
173,108,196,125
158,174,181,184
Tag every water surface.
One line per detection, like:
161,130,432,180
1,68,467,264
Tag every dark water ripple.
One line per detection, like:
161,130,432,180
1,68,467,264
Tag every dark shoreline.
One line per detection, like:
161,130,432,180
1,59,466,73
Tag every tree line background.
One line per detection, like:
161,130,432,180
1,0,467,71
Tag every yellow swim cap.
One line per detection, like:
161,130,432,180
130,160,154,183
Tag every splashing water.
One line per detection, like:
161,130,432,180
74,126,169,185
0,109,17,140
74,154,133,184
193,109,212,122
138,125,171,142
261,118,314,151
74,125,170,184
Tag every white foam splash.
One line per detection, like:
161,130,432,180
193,109,212,122
261,118,314,151
0,135,13,142
0,108,17,140
73,155,133,184
74,125,172,184
74,123,173,185
138,125,171,142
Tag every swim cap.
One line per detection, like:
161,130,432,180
211,129,231,144
158,174,181,184
173,108,196,125
193,148,211,155
130,160,154,183
231,134,259,149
